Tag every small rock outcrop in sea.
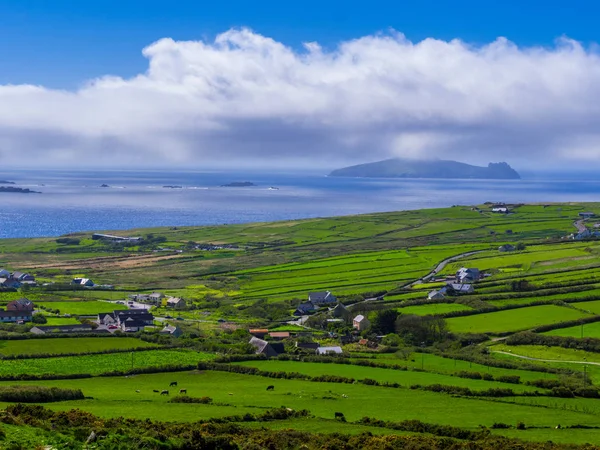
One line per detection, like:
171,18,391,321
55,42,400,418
220,182,256,187
0,180,15,184
0,186,41,194
100,184,110,188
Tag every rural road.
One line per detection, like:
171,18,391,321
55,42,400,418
402,250,486,289
493,350,600,366
574,219,587,234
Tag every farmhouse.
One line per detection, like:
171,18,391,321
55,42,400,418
0,310,32,323
149,292,164,304
0,278,21,289
166,297,186,309
492,207,508,213
294,301,315,316
249,336,280,358
353,315,370,331
120,317,149,332
113,310,155,332
6,298,34,312
456,267,480,283
11,272,35,282
428,288,446,300
448,283,474,294
498,244,515,252
316,346,343,355
160,324,183,337
330,302,351,320
97,312,117,326
308,291,337,305
0,269,9,278
71,278,95,287
579,212,595,219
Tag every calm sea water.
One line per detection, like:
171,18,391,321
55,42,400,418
0,169,599,239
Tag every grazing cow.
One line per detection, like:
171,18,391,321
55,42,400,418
169,381,178,387
556,424,562,429
266,385,274,391
228,393,233,395
160,390,169,395
334,412,345,420
179,389,187,394
135,390,140,393
153,390,159,393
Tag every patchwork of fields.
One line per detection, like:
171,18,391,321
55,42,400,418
2,204,600,447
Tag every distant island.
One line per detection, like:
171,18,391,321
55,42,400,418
163,185,183,189
221,182,256,187
329,159,521,180
0,186,41,194
0,180,15,184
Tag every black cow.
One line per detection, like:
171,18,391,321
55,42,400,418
266,385,275,391
179,389,187,394
169,381,178,387
153,390,159,393
160,390,169,395
334,412,345,420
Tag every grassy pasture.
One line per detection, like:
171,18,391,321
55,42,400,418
35,301,127,315
0,370,598,443
0,350,212,376
446,305,592,334
493,344,600,364
544,321,600,338
235,360,542,393
398,302,472,315
43,317,82,326
0,337,157,356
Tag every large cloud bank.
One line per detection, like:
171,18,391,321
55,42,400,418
1,28,599,169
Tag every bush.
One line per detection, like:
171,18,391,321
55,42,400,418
0,385,84,403
31,313,47,324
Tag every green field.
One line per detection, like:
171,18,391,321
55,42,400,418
36,301,128,315
0,337,157,356
399,302,472,316
446,305,592,334
544,321,600,338
0,350,213,376
0,370,598,444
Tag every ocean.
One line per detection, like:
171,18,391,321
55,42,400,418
1,169,600,239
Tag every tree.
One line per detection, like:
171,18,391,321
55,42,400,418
516,242,526,251
395,314,448,345
31,313,47,324
371,309,399,335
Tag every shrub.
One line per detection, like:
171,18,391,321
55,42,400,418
0,386,84,403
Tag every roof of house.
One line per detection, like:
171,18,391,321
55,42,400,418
160,325,181,334
8,298,34,308
149,292,163,298
316,346,343,355
309,291,335,301
249,336,280,357
120,313,154,321
249,328,269,334
353,315,367,323
167,297,184,303
121,319,148,328
269,332,290,338
449,283,473,293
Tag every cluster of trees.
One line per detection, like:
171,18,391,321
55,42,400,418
369,310,448,345
0,385,84,403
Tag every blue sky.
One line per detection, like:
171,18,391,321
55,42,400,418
0,0,597,88
0,0,599,170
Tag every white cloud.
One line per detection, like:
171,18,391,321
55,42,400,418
1,28,600,169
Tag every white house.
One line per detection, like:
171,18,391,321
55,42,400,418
353,315,370,331
316,346,343,355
